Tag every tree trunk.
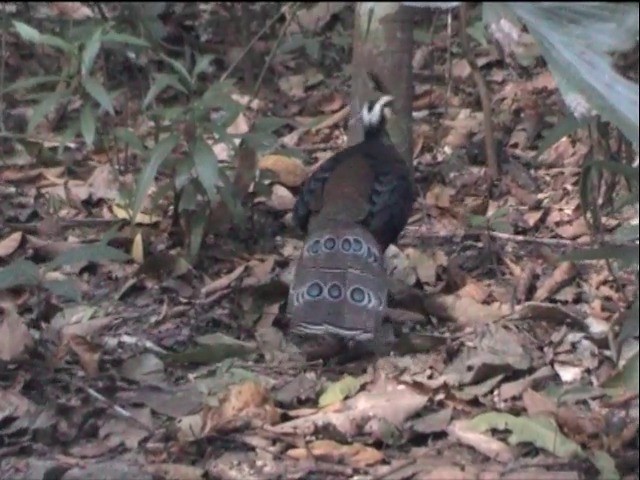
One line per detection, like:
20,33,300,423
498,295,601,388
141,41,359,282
349,3,415,167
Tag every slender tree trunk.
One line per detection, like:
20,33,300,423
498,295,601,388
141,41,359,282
350,3,415,167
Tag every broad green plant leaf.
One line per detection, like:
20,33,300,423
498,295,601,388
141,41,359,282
82,27,103,77
47,243,129,269
490,3,640,148
27,89,71,133
114,128,145,153
82,77,115,115
13,21,73,52
192,137,220,203
43,279,81,301
318,375,364,408
80,103,96,147
131,134,179,223
160,54,192,90
1,75,59,95
102,31,150,47
468,411,584,458
0,259,40,290
603,350,639,394
143,74,188,109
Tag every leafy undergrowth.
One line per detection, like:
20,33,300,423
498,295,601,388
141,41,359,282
0,3,638,480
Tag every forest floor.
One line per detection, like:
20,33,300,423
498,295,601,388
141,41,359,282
0,3,638,480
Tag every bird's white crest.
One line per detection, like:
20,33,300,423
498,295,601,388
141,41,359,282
361,95,394,128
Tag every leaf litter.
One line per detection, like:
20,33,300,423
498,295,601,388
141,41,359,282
0,4,638,480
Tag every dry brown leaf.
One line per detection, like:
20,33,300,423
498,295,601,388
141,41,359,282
49,2,94,19
448,419,515,463
522,388,557,416
201,381,280,435
405,248,441,285
202,265,246,296
523,209,545,229
451,59,472,79
533,262,578,302
287,3,347,34
0,302,34,361
432,293,508,326
87,164,119,201
317,92,345,113
67,334,102,377
243,257,276,287
258,155,307,187
421,465,477,480
0,232,23,257
266,184,296,211
458,280,491,304
287,439,384,468
425,184,454,209
145,464,205,480
233,145,258,197
515,264,536,303
554,217,590,240
271,378,428,438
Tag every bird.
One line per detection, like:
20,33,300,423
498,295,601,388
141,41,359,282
287,95,415,345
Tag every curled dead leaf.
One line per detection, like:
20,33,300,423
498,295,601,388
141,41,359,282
0,302,34,361
266,184,296,211
201,381,280,435
0,232,23,257
258,155,308,187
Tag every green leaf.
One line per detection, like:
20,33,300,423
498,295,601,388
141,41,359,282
131,134,179,223
80,103,96,147
82,77,115,115
615,300,639,356
1,75,59,95
562,245,639,267
12,21,41,42
101,31,150,47
27,89,70,133
497,3,640,148
39,34,74,52
0,259,40,290
13,21,73,52
114,128,145,152
192,137,219,203
160,54,192,90
468,214,489,228
318,375,364,408
253,116,291,132
468,411,584,458
614,223,639,243
591,450,620,480
489,206,509,220
57,121,80,157
603,350,639,394
47,243,129,269
583,159,639,184
143,74,188,109
191,54,215,79
81,27,103,77
43,279,81,301
188,209,208,260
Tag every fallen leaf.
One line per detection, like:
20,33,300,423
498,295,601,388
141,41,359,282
533,262,577,302
0,232,23,257
266,184,296,211
286,439,384,468
258,154,308,187
0,302,34,361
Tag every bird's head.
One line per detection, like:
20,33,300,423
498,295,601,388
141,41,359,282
361,95,394,140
